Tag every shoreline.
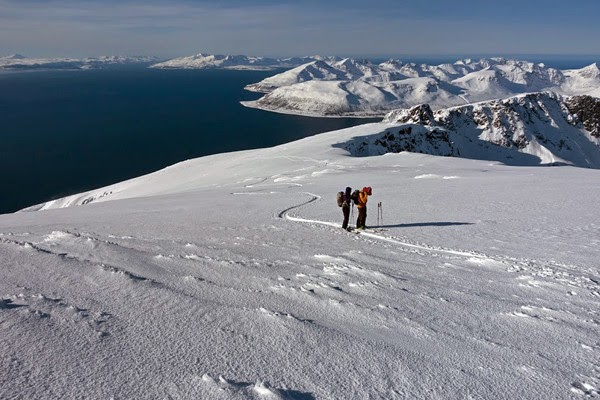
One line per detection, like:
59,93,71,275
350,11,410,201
240,100,387,119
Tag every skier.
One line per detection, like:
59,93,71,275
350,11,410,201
355,186,372,230
341,187,352,230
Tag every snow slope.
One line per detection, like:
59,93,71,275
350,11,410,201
243,58,600,117
2,121,600,398
0,54,159,71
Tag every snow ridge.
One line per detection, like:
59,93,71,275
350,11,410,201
378,92,600,167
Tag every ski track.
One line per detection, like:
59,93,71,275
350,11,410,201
276,193,600,299
274,193,600,397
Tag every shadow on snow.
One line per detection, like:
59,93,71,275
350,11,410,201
375,222,474,228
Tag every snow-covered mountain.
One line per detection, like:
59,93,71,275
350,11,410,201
2,112,599,398
244,59,349,92
150,53,327,71
243,58,600,117
0,54,160,71
244,75,467,117
562,62,600,96
1,53,26,60
245,58,382,93
375,92,600,167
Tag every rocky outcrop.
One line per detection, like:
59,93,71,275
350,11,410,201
376,92,600,168
382,104,437,125
565,95,600,137
334,124,456,157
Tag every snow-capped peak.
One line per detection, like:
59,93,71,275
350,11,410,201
244,57,600,117
576,62,600,79
1,53,27,60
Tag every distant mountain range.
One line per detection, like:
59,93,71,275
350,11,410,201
242,58,600,117
150,53,340,71
334,92,600,168
0,54,160,70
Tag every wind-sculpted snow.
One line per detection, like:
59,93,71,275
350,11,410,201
1,51,600,400
2,119,600,398
2,145,600,398
243,57,600,117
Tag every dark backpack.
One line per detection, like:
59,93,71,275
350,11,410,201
336,191,344,207
351,189,360,205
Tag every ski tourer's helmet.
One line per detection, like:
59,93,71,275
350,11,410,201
364,186,372,195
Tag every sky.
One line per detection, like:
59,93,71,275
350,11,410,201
1,0,599,59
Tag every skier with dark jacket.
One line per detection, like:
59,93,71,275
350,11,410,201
355,186,372,229
341,187,352,230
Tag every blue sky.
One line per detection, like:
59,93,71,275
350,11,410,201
1,0,599,58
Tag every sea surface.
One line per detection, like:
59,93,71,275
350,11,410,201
0,68,378,214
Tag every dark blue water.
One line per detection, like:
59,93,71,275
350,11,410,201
0,68,378,214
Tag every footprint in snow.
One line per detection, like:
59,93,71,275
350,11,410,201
107,234,134,239
571,381,599,397
100,263,149,282
258,307,313,324
2,292,112,338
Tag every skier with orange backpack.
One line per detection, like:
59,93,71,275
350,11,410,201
355,186,372,230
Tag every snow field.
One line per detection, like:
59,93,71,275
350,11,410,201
1,132,600,398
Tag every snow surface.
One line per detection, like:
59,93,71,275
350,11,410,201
2,121,600,398
243,58,600,117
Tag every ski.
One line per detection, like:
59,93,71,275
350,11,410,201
347,227,388,234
